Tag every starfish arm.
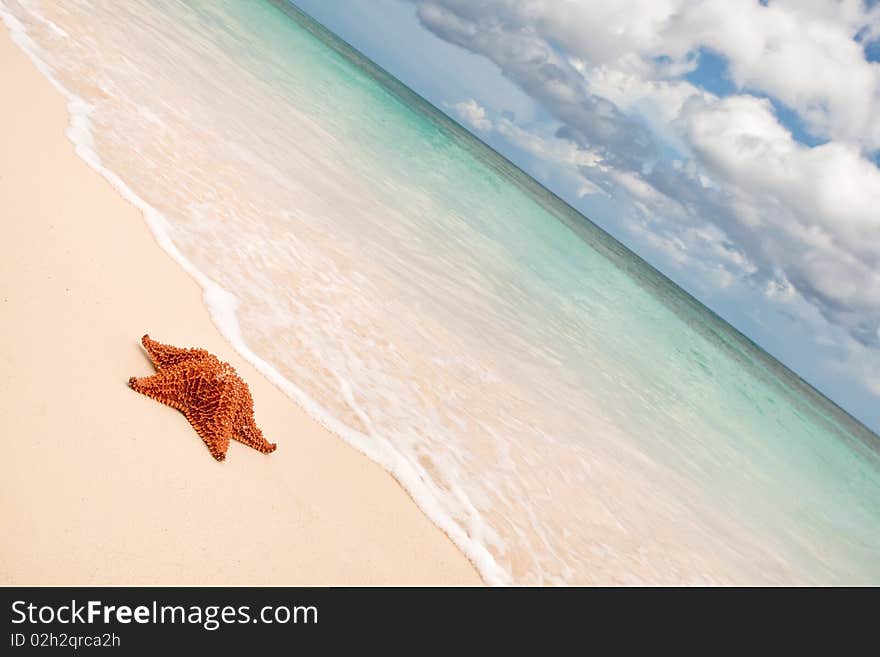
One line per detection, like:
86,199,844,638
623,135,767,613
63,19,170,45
187,406,233,462
229,384,276,453
128,369,188,414
141,334,209,370
234,408,277,454
128,366,234,462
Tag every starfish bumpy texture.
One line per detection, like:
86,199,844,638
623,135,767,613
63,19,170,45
128,334,277,461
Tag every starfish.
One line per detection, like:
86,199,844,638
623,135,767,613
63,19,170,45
128,334,276,461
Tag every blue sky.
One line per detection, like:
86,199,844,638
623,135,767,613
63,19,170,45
292,0,880,433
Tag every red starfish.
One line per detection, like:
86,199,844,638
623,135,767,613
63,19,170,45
128,335,276,461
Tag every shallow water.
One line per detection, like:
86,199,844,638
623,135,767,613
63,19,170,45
4,0,879,584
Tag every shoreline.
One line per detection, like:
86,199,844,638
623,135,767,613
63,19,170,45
0,22,482,585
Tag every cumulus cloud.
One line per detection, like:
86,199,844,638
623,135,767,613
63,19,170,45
452,98,492,132
415,0,880,146
679,94,880,343
417,1,655,171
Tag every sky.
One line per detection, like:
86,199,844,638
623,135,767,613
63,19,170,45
291,0,880,433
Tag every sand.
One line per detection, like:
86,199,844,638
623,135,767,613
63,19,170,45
0,25,481,585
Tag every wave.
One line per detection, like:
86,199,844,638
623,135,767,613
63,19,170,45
0,3,507,585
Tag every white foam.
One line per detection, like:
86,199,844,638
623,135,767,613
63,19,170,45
0,3,506,585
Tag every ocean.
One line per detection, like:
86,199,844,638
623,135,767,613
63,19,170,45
3,0,879,584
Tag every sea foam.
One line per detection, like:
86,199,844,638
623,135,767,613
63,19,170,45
0,1,508,586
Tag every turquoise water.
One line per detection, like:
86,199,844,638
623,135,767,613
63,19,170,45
4,0,879,583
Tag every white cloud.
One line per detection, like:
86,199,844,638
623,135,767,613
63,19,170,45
416,0,880,147
679,94,880,340
675,0,880,146
495,118,605,169
451,98,492,132
574,178,604,198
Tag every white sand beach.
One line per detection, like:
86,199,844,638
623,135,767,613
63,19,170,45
0,26,481,585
